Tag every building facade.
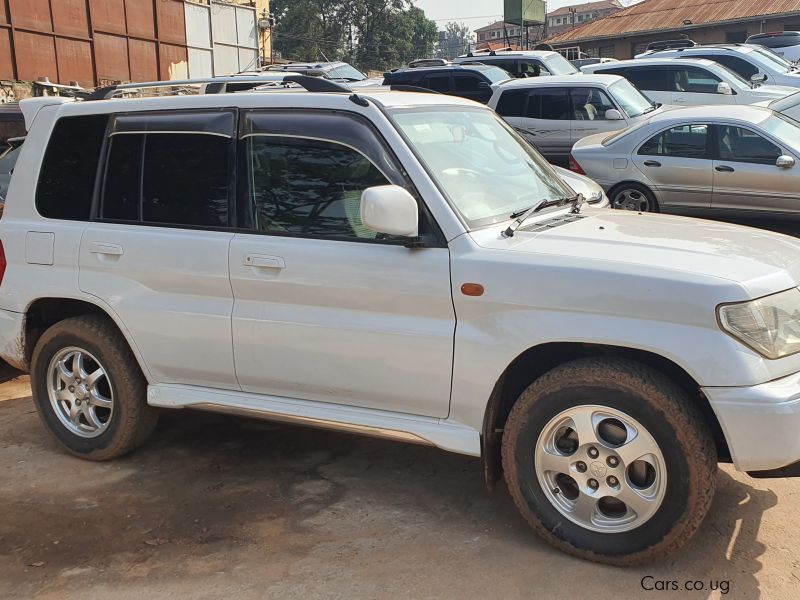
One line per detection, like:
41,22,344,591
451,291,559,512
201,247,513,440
0,0,270,90
548,0,800,59
546,1,622,37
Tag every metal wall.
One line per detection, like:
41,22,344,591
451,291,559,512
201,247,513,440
0,0,192,86
185,1,259,77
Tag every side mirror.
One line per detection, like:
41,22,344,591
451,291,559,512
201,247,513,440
478,81,492,90
717,82,733,95
361,185,419,237
604,108,623,120
777,155,796,169
751,73,767,85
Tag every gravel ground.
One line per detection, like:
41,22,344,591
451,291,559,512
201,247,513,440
1,369,799,600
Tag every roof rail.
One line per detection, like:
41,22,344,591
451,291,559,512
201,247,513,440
388,85,441,94
86,74,351,100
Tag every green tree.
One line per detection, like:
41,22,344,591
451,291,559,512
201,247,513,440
443,22,472,59
272,0,349,63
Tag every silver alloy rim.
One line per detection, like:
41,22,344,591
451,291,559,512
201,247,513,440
534,405,667,533
613,188,650,211
47,347,114,438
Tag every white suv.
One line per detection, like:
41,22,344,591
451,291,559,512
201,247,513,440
4,77,800,565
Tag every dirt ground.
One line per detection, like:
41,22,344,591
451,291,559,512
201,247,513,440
1,367,799,600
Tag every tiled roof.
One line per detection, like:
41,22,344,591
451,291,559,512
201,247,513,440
547,0,800,44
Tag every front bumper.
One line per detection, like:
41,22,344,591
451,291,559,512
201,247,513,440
703,370,800,473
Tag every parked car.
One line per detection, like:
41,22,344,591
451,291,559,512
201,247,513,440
7,80,800,566
634,44,800,87
747,32,800,63
570,104,800,216
382,61,512,103
570,57,618,69
762,89,800,121
264,61,369,82
0,136,23,203
455,49,579,77
582,57,796,106
488,74,661,164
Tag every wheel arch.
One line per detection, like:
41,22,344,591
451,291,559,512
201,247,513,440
481,342,730,488
23,297,151,382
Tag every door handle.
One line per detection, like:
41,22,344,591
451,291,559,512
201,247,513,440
673,97,687,103
715,165,735,173
643,160,661,167
243,253,285,269
89,242,124,256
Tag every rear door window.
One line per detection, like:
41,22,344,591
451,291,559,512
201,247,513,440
638,124,710,158
421,74,451,93
623,66,670,92
101,110,234,228
526,88,569,119
495,89,527,117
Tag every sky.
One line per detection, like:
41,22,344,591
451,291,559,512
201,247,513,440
413,0,633,31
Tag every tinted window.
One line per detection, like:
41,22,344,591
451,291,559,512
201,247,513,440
717,125,782,164
570,87,616,120
422,74,450,93
671,66,721,93
453,74,482,92
748,33,800,48
639,124,709,158
623,67,669,92
496,89,527,117
245,136,392,240
694,54,758,79
102,135,142,221
143,134,229,227
101,132,230,228
526,88,569,119
36,115,108,220
519,60,546,77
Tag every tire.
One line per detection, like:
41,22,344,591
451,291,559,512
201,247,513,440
31,315,158,460
501,357,716,565
610,182,659,212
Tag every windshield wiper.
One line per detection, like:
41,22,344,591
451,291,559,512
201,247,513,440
503,194,583,237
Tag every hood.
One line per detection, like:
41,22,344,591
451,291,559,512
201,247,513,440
753,84,798,99
470,210,800,299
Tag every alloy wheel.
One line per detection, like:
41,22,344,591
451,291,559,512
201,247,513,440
613,188,650,211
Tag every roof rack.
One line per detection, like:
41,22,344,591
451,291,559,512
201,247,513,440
87,74,352,100
388,85,441,94
408,58,449,68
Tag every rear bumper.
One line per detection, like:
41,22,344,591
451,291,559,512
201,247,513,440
0,308,25,370
703,371,800,473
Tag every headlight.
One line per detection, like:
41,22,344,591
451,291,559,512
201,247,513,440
718,288,800,359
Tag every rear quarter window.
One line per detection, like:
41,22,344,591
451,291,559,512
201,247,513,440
36,115,108,220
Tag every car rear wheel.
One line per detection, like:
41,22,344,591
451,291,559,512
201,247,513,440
31,315,158,460
501,357,716,565
611,183,658,212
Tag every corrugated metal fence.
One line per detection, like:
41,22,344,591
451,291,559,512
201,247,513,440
0,0,259,87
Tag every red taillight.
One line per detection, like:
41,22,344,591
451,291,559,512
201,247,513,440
0,240,6,287
569,154,586,175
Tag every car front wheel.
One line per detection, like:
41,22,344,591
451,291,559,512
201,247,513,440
502,357,716,565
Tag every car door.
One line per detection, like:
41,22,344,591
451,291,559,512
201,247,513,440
669,65,734,106
228,109,455,417
78,110,238,390
712,124,800,213
569,86,627,145
632,123,713,209
511,87,570,162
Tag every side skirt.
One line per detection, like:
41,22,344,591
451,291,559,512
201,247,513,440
147,383,481,456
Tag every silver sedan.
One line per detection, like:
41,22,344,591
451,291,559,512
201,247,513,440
570,105,800,217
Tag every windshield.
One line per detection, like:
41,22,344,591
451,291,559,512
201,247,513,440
744,47,794,72
760,114,800,150
544,53,579,75
476,66,514,83
389,107,573,228
610,79,654,117
327,63,367,81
